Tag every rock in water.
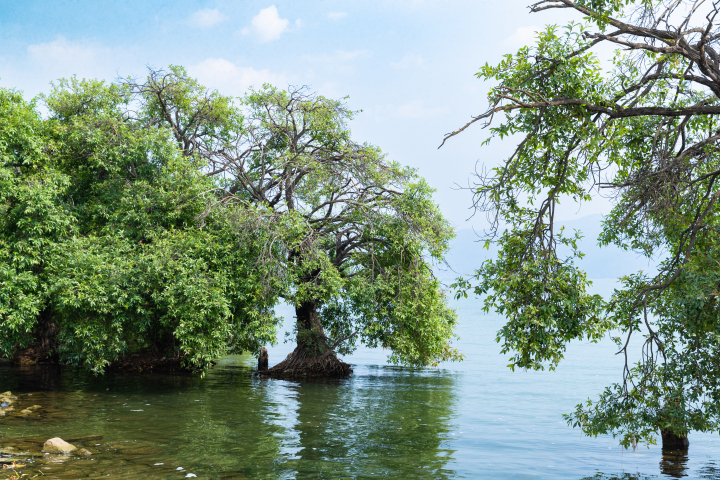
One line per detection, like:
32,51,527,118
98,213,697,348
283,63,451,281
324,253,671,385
258,347,269,371
42,438,77,454
0,392,16,402
77,448,92,456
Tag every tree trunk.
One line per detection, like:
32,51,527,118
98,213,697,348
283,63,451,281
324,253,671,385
266,300,352,378
661,429,689,450
295,300,329,355
257,347,268,372
12,307,59,365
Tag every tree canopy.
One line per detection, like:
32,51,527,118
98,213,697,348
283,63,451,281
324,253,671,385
132,68,461,375
0,79,283,373
446,0,720,449
0,68,461,376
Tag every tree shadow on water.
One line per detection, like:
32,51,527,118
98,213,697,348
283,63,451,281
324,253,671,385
659,447,690,478
580,450,720,480
280,368,460,479
580,475,655,480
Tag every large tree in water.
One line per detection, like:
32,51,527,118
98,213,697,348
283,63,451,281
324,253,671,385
444,0,720,450
134,68,461,376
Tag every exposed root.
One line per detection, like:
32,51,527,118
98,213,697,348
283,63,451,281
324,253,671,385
11,343,58,365
109,352,187,375
266,348,352,378
108,350,215,375
109,351,213,375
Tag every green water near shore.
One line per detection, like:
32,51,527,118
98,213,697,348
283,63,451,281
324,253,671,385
3,292,720,479
0,356,457,479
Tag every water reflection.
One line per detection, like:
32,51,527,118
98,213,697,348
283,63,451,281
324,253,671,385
581,446,720,480
279,367,458,478
7,364,66,392
660,447,689,478
579,475,653,480
579,452,720,480
698,463,720,479
0,359,458,479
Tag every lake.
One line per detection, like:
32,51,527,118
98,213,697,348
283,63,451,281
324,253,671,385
0,278,718,479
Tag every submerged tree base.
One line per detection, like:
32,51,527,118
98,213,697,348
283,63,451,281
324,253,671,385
265,348,352,378
661,430,690,450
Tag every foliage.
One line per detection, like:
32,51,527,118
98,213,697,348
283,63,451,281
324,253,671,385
132,69,462,368
446,0,720,447
0,79,284,372
0,88,73,355
0,69,460,373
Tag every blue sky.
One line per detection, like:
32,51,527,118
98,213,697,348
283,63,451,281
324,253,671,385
0,0,602,228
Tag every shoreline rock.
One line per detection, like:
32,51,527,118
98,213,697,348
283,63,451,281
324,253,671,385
42,438,77,454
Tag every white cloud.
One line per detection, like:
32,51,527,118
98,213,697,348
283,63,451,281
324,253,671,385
327,12,347,19
241,6,289,43
188,58,285,96
390,53,424,69
28,36,108,67
0,36,141,101
26,36,134,81
369,100,449,121
505,26,540,49
188,9,228,28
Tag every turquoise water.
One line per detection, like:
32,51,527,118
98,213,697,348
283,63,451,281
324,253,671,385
1,279,718,479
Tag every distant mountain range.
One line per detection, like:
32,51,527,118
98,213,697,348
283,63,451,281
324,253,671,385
440,214,658,282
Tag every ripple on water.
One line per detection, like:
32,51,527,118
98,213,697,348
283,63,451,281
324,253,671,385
0,343,719,480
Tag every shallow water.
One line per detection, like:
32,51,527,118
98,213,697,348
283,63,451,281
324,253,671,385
1,280,719,479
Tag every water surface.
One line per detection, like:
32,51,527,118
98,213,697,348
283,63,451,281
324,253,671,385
1,282,719,479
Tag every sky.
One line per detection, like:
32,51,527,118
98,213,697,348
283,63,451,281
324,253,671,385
0,0,607,230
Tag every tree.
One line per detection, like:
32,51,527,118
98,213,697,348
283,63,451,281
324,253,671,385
0,87,74,360
1,69,461,376
0,78,283,373
134,67,462,376
444,0,720,449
